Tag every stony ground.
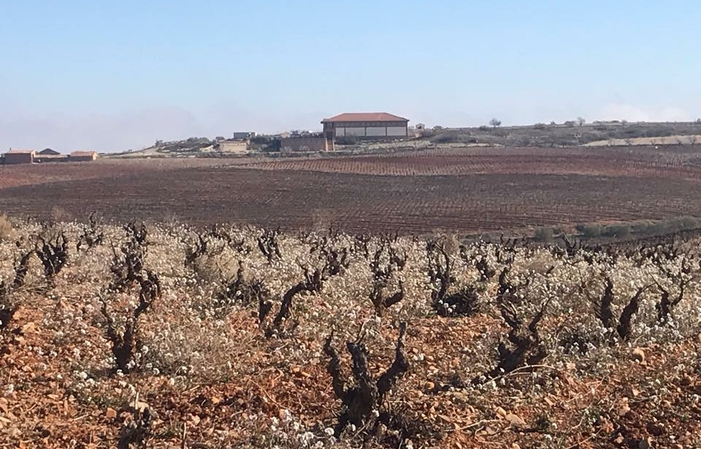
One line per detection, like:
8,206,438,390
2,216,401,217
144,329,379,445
1,219,700,448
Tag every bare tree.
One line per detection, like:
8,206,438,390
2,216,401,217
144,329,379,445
489,118,502,128
576,117,586,127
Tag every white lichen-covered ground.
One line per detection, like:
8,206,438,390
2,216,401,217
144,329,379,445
0,217,700,448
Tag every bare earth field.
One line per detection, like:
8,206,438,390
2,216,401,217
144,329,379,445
2,146,701,233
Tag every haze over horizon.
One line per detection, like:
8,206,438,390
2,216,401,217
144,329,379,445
1,0,699,152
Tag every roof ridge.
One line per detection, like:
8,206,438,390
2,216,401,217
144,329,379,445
322,112,409,123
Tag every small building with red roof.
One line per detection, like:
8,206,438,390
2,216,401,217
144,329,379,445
69,151,98,162
4,149,36,165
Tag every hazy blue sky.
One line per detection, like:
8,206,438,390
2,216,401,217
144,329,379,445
1,0,699,151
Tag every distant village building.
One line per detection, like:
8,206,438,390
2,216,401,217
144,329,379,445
69,151,98,162
232,132,256,140
321,112,410,150
4,149,35,164
38,148,61,156
218,140,249,154
36,148,67,163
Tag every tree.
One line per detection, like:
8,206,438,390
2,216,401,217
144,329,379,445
576,117,586,127
489,118,502,128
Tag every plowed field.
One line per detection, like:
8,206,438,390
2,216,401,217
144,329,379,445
2,146,701,233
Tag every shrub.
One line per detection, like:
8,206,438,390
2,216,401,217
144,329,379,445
435,285,481,317
261,140,281,152
50,206,72,223
602,224,631,238
668,216,699,231
533,227,554,243
632,221,666,236
77,212,105,251
335,136,358,146
0,282,16,330
0,214,13,242
324,323,410,440
576,224,602,238
430,132,459,144
36,231,69,278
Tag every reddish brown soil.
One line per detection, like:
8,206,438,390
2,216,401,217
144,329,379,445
0,158,231,189
243,146,701,179
2,147,701,233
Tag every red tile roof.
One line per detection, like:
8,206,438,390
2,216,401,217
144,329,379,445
322,112,409,123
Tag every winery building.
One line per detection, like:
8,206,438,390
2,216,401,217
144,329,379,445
321,112,409,150
69,151,98,162
4,149,35,164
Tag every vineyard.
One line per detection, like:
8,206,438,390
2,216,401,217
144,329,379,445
0,158,229,190
1,217,700,448
241,146,701,178
2,146,701,234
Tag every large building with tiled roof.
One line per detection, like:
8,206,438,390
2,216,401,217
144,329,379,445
321,112,409,150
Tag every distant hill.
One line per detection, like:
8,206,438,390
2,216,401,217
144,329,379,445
108,137,217,158
105,121,701,158
424,120,701,147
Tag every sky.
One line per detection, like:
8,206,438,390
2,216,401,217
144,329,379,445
1,0,699,152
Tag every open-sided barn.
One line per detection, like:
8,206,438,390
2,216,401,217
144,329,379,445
321,112,409,150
